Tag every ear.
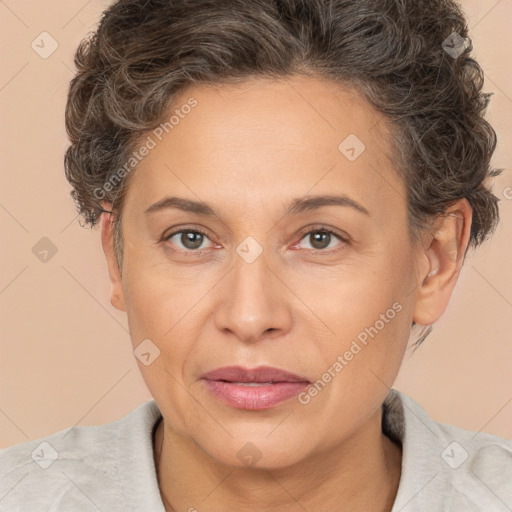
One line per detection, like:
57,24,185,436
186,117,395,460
100,202,126,312
413,198,472,325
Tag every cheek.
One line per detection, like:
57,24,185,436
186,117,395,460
121,264,196,415
320,294,409,392
122,254,198,340
300,291,411,447
319,266,410,341
122,273,167,346
311,244,415,385
121,258,214,375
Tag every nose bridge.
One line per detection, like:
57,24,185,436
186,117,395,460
214,243,291,342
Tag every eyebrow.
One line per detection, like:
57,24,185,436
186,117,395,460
144,194,370,217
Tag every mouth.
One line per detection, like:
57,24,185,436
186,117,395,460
201,365,310,410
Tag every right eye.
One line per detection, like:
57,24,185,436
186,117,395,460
163,228,218,253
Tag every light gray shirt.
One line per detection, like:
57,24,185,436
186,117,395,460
1,389,511,511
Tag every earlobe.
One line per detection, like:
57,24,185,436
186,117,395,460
412,199,472,326
100,202,127,312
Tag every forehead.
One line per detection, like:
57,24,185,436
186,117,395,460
124,75,402,222
169,75,389,153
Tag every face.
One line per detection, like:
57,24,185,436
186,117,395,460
104,76,430,468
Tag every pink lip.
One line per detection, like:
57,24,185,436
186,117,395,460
201,366,310,410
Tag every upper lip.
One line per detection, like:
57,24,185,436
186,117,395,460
201,365,310,383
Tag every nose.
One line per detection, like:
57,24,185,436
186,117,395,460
213,249,293,344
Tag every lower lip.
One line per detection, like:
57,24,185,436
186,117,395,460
202,380,310,410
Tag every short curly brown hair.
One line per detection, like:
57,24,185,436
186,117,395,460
64,0,501,279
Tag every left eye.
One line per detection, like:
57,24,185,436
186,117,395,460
294,229,345,251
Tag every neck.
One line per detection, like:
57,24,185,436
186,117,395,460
153,407,402,512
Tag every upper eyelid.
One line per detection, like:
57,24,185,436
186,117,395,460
163,228,215,246
293,229,348,250
296,226,349,241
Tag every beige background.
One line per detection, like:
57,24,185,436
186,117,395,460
0,0,511,450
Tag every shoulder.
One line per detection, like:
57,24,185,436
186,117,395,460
387,390,512,511
398,390,512,469
0,400,163,512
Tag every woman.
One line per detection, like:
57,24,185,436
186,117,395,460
1,0,510,510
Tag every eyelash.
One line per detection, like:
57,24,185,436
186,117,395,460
294,227,349,253
161,226,349,255
162,228,215,256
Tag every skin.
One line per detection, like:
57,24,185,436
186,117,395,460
100,75,472,512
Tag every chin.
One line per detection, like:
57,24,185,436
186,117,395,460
193,427,313,470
